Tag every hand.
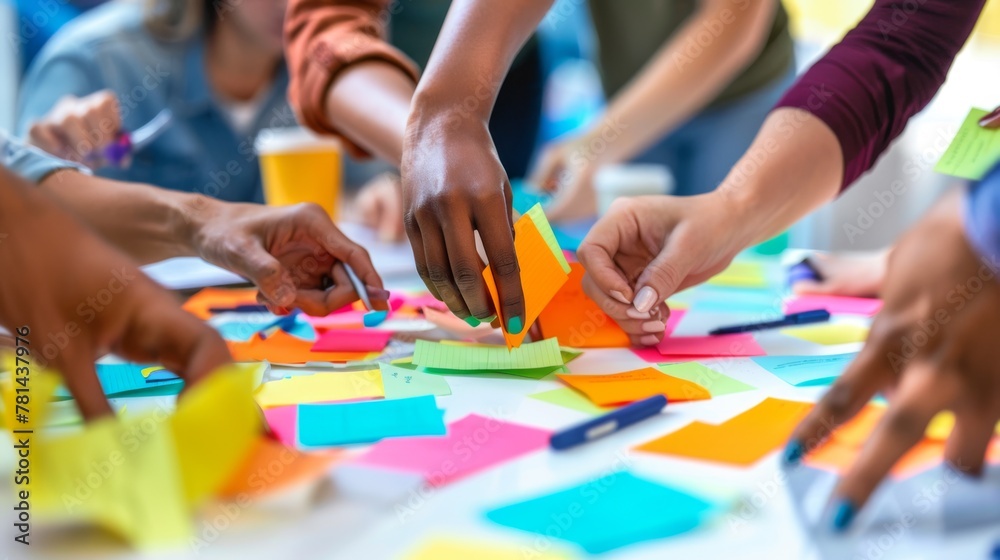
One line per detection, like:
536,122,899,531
27,90,122,166
787,194,1000,530
401,115,524,331
0,169,230,420
577,193,752,346
355,172,406,242
188,200,388,316
792,250,889,298
528,138,598,223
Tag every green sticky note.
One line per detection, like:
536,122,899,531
560,347,583,364
379,363,452,399
656,362,754,397
412,338,564,370
935,107,1000,180
524,203,571,274
529,387,618,415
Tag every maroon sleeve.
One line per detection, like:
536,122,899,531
775,0,987,190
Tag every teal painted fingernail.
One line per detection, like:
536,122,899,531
463,315,481,327
507,316,523,334
832,499,856,532
783,440,805,466
481,314,497,324
363,310,388,327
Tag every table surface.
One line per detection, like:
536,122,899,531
3,232,999,560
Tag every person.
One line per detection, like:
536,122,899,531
531,0,795,222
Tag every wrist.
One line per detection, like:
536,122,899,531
172,192,222,258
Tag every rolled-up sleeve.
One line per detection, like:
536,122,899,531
1,131,83,183
775,0,986,190
285,0,420,156
965,165,1000,267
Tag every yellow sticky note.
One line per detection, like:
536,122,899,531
782,323,869,345
406,537,574,560
253,370,383,409
706,261,768,288
484,205,569,349
925,411,1000,441
935,107,1000,180
558,367,711,406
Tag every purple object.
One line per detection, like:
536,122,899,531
788,258,822,286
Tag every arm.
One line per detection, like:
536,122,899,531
284,0,419,163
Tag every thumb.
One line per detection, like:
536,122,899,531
632,241,698,314
239,242,296,308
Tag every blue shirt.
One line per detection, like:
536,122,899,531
966,166,1000,268
16,1,292,202
1,130,80,182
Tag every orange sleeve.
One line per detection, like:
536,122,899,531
284,0,420,157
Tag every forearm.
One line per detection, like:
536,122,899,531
585,0,776,165
37,170,209,263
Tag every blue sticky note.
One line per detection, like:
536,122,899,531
217,321,267,342
510,180,590,251
485,472,715,554
751,353,857,387
688,285,783,314
297,395,446,447
54,363,183,399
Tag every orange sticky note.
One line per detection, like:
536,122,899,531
227,330,375,364
218,437,342,499
483,218,569,349
538,262,629,348
183,287,259,320
636,398,813,466
558,367,711,407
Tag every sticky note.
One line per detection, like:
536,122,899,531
935,107,1000,180
657,334,766,359
924,411,1000,441
170,363,263,505
706,261,768,288
485,472,715,554
312,328,394,353
537,262,629,347
227,330,375,363
182,287,260,320
54,363,183,399
783,295,882,317
656,362,754,396
412,338,564,370
297,395,446,447
254,370,383,408
380,363,452,399
354,414,550,487
522,203,572,274
484,205,570,348
263,405,298,447
636,398,812,466
218,437,341,498
751,353,857,387
689,286,782,314
405,537,574,560
558,367,711,406
529,387,618,416
781,323,869,345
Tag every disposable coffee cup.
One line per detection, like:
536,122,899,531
255,127,342,218
594,164,674,216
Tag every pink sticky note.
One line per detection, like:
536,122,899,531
311,329,394,353
630,310,688,362
665,309,687,335
784,295,882,317
657,334,766,358
304,311,370,328
264,405,298,447
353,414,550,487
399,293,448,311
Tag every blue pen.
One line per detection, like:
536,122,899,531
208,304,270,314
709,309,831,335
550,395,668,451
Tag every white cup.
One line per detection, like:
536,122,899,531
594,164,674,216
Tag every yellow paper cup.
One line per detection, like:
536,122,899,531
255,127,342,218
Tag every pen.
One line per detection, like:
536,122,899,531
550,395,668,451
208,304,270,314
98,109,173,167
709,309,831,335
344,263,388,327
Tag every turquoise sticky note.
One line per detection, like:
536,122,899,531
751,353,857,387
688,286,783,314
54,363,183,399
297,395,446,447
485,472,715,554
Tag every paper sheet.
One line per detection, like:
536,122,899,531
558,367,711,406
751,353,857,387
54,363,183,399
263,405,298,447
182,287,260,320
484,471,715,554
405,537,573,560
656,362,754,396
412,338,564,370
484,208,569,348
657,333,766,358
254,370,384,408
636,398,813,466
227,330,375,363
380,363,452,399
935,107,1000,180
706,261,768,288
297,395,446,447
312,328,394,353
354,414,550,487
783,295,882,317
529,387,618,415
218,437,341,498
781,323,869,345
537,262,629,347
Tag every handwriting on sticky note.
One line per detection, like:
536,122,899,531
751,353,856,387
935,108,1000,180
380,363,452,399
537,262,629,348
254,370,383,409
657,333,765,358
412,338,564,370
558,367,710,406
297,395,446,447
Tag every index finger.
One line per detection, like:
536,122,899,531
305,213,387,307
474,187,524,333
578,223,634,305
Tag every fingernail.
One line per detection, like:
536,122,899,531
783,440,805,466
610,290,631,304
633,286,658,313
831,499,856,532
979,107,1000,128
625,308,651,320
507,316,523,335
463,316,481,327
481,314,497,324
363,310,388,327
639,334,659,346
641,320,665,333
